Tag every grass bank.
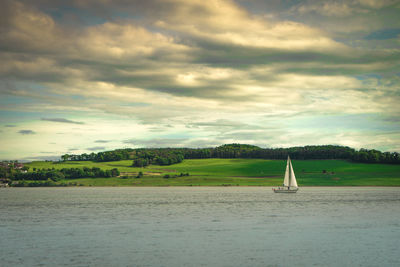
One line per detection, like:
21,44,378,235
24,158,400,186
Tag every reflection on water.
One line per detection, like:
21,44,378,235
1,187,399,266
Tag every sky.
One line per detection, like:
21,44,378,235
0,0,399,161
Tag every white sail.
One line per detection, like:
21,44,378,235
273,155,299,193
283,157,290,186
289,159,298,188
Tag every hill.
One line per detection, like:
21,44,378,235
60,144,400,166
19,158,400,187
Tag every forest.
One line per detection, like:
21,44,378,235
60,144,400,166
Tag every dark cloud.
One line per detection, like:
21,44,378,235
94,140,110,143
87,146,106,151
148,125,174,132
18,130,36,135
364,28,400,40
189,119,246,128
5,124,16,127
41,118,84,124
381,114,400,122
187,119,269,134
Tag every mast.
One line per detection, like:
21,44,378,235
289,157,291,188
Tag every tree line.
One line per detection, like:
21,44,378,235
60,144,400,165
61,149,132,162
132,149,184,167
11,167,120,181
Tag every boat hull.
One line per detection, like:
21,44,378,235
272,187,298,193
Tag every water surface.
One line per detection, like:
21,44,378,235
1,187,399,266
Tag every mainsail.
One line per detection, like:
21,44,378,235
289,158,298,188
283,156,298,188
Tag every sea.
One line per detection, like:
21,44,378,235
1,187,399,267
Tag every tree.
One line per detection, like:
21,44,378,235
111,168,120,176
61,154,70,162
22,166,30,172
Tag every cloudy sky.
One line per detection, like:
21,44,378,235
0,0,399,160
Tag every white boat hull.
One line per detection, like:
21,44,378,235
272,187,298,193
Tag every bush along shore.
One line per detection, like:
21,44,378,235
1,167,120,187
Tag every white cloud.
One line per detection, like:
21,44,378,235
77,22,191,61
154,0,347,52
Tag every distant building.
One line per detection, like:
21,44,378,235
14,163,24,169
0,161,24,170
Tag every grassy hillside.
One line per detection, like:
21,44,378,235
25,159,400,186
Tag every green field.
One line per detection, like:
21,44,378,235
24,158,400,186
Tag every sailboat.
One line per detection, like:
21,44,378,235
272,156,299,193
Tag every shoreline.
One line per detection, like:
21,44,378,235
4,185,400,188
